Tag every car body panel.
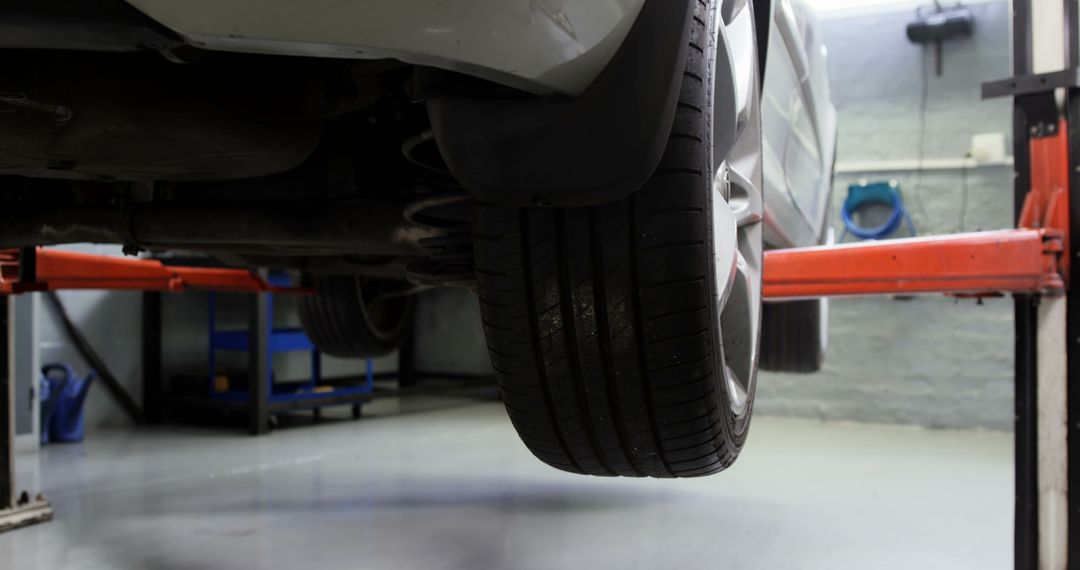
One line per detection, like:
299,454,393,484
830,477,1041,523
761,0,837,248
123,0,646,95
2,0,833,253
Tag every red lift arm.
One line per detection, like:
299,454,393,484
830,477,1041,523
763,228,1064,300
765,119,1070,301
0,249,292,295
1,227,1062,299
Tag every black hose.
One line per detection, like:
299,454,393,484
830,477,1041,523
44,292,145,425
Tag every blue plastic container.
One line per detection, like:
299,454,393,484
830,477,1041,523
39,364,94,444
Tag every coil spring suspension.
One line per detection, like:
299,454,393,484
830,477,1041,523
403,193,475,288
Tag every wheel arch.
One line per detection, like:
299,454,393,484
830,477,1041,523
426,0,698,207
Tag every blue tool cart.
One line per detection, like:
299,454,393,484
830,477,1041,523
207,272,372,430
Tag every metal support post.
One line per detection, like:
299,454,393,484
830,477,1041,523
1013,68,1041,568
142,292,164,424
0,295,51,532
1018,294,1041,569
1,295,11,515
248,281,270,436
398,331,417,388
1067,86,1080,568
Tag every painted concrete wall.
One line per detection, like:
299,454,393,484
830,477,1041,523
35,245,145,431
414,288,493,376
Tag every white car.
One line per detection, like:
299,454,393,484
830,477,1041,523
0,0,835,477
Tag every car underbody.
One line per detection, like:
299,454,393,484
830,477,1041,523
0,0,701,288
1,48,469,283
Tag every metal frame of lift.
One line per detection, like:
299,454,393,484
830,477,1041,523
0,3,1075,560
986,2,1077,565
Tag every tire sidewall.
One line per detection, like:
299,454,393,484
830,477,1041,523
703,1,763,448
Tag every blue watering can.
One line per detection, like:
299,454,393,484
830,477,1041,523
39,364,95,444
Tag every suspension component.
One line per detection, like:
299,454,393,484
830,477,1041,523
402,193,476,288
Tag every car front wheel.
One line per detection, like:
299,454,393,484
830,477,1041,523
298,276,415,358
473,0,764,477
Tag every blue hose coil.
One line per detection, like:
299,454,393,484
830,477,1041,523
840,180,916,241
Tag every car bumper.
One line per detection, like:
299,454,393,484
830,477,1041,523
124,0,646,95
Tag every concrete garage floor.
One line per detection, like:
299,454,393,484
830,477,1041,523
1,393,1011,570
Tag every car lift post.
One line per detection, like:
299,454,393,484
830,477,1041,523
248,271,271,436
1017,4,1067,565
142,291,164,424
0,294,52,532
992,1,1077,566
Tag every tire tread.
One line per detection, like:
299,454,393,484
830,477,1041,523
474,0,748,478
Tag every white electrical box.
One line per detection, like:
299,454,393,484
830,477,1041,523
970,132,1007,163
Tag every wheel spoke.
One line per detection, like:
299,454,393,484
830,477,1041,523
723,363,748,415
727,168,763,227
711,0,765,425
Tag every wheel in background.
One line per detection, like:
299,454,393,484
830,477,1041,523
298,276,415,358
760,298,828,373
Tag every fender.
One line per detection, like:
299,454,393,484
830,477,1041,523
427,0,696,207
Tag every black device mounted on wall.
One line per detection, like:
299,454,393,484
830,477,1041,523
906,4,974,75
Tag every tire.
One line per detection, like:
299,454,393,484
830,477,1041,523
760,298,827,373
473,0,763,478
298,276,415,358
